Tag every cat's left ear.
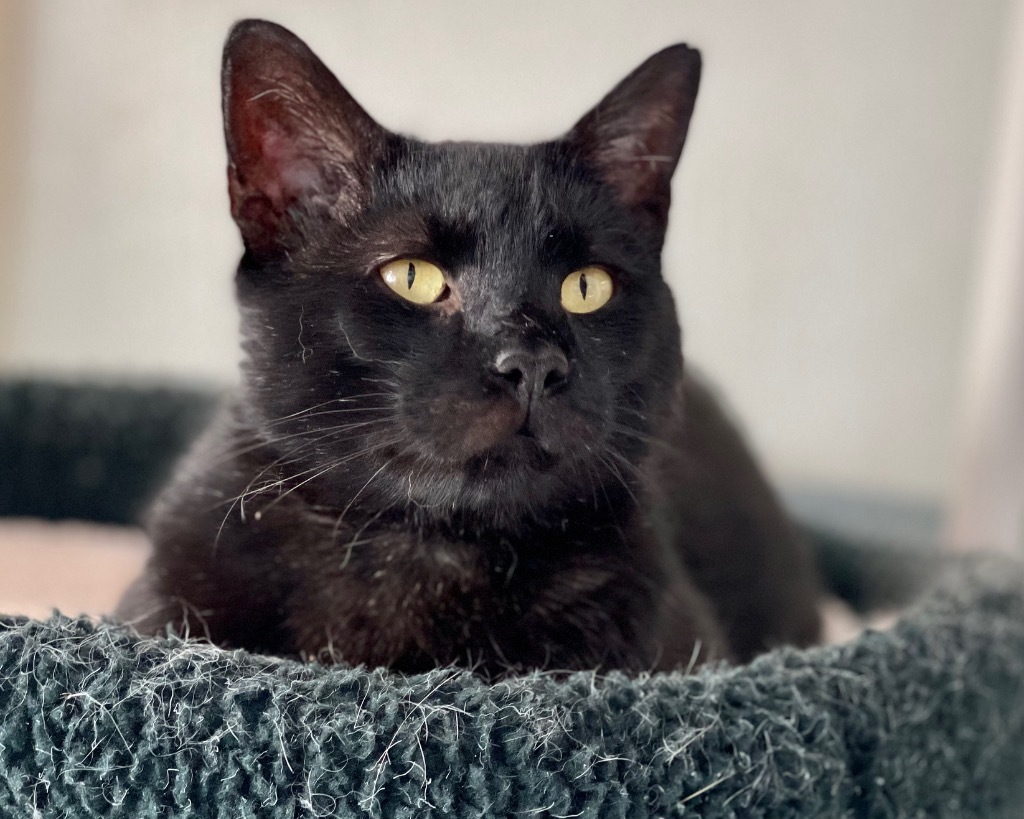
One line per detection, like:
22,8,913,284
566,45,701,234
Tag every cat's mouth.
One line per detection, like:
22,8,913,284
393,395,613,517
464,431,559,479
419,393,564,466
403,392,597,504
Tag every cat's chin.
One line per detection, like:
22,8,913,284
464,433,559,479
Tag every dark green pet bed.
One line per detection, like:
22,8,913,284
1,379,1023,818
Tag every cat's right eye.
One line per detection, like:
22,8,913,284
379,258,448,305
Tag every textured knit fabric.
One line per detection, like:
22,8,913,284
0,379,217,524
0,555,1022,818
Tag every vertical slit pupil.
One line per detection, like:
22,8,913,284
579,272,588,300
407,262,416,290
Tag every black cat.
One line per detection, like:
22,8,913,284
117,20,821,676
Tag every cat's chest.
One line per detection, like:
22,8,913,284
278,518,514,662
275,513,639,669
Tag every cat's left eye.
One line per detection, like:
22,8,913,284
380,258,448,305
561,267,614,314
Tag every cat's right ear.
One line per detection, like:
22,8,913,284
222,20,386,255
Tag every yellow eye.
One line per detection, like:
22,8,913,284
380,258,447,305
560,266,614,314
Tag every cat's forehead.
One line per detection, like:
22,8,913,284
379,140,585,235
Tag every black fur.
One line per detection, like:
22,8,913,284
117,20,821,677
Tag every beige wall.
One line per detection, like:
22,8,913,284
0,1,1011,502
0,2,29,357
947,0,1024,552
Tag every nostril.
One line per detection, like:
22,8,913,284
498,365,525,388
493,347,570,399
493,352,526,388
543,367,567,391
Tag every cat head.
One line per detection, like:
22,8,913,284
222,20,701,527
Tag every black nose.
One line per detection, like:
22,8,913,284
493,345,570,403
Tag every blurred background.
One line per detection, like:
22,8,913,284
0,0,1021,615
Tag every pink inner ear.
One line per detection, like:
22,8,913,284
252,127,322,211
226,88,332,251
598,124,679,213
228,76,321,205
